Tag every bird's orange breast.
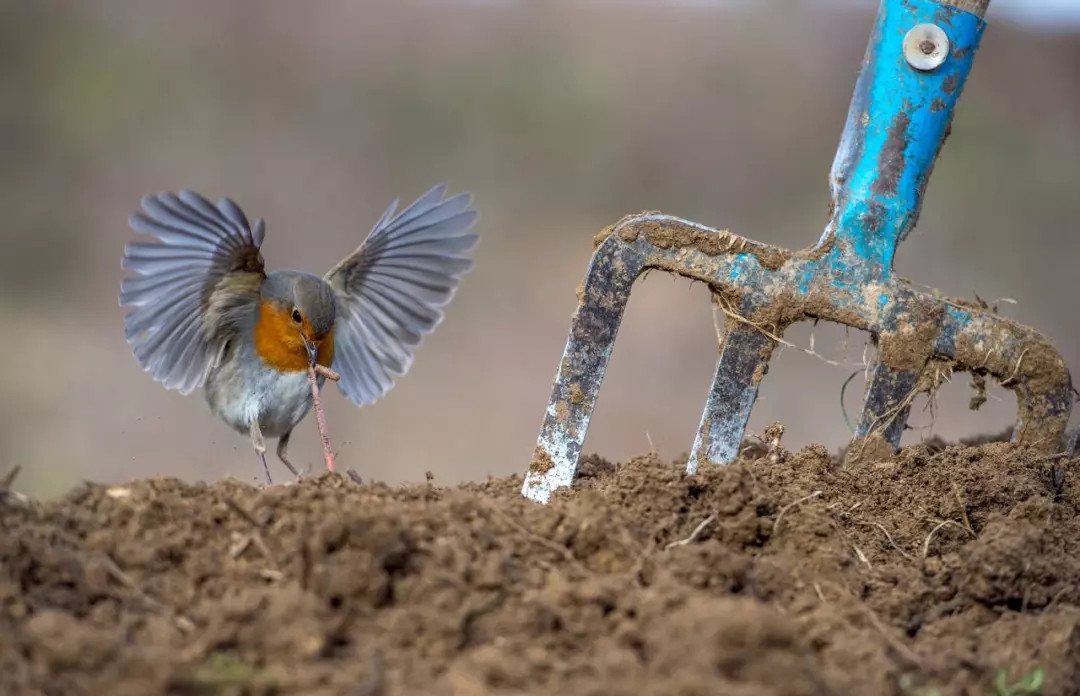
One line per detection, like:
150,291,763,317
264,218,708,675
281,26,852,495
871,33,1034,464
253,300,335,373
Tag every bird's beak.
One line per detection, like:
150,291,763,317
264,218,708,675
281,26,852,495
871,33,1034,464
302,335,319,366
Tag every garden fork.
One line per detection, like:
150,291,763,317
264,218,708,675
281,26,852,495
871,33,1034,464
522,0,1075,504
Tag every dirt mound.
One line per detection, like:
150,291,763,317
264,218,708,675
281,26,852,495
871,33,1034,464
1,436,1078,695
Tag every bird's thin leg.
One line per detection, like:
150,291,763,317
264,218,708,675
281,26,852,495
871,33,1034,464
250,421,273,486
276,430,302,479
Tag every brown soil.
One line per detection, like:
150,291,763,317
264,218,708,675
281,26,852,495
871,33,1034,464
2,433,1078,696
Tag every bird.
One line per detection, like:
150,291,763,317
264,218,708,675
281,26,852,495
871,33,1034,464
118,183,479,485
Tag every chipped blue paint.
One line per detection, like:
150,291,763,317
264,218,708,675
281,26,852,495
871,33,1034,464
522,0,1074,505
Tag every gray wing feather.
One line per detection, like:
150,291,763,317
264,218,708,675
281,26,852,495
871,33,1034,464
119,189,266,395
326,183,479,407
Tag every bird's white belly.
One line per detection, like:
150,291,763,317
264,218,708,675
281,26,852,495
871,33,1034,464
207,363,316,439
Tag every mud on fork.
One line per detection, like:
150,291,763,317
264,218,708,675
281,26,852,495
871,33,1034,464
522,0,1077,504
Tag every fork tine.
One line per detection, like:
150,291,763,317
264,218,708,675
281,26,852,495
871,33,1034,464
686,319,778,474
851,361,921,458
522,240,646,504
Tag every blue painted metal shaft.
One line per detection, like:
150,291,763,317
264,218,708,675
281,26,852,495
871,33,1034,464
820,0,984,278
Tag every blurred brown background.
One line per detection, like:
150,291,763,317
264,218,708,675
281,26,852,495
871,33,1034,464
3,0,1078,497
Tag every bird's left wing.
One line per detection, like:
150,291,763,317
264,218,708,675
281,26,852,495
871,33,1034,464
323,184,479,407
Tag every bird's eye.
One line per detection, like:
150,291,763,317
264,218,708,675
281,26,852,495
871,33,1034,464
291,308,302,324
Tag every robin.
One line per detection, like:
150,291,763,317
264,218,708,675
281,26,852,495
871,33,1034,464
119,183,479,484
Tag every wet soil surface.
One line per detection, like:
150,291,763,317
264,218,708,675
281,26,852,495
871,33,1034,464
2,433,1078,696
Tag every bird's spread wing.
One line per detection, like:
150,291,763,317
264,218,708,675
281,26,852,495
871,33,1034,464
119,190,267,395
324,183,479,407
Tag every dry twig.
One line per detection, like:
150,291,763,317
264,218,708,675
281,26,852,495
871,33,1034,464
711,295,853,368
773,491,823,534
921,518,976,558
665,515,716,550
858,521,914,561
102,554,195,632
224,498,279,568
999,348,1029,387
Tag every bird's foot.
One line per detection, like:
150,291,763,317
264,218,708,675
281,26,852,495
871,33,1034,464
250,422,273,486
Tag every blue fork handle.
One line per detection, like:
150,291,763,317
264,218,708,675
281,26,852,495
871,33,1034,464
819,0,988,280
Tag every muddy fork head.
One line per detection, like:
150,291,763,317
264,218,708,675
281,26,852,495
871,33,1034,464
522,0,1075,504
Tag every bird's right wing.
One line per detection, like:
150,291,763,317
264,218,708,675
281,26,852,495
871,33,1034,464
119,190,267,395
323,184,479,407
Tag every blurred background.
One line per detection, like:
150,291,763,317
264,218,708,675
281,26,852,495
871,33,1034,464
3,0,1078,497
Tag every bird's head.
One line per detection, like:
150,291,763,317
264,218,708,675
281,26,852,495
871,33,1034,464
254,272,337,371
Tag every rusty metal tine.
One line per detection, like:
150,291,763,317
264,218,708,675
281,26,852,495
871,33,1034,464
524,240,645,504
854,363,920,451
686,318,777,475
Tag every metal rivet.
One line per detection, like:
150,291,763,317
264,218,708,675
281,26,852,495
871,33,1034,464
903,23,950,71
